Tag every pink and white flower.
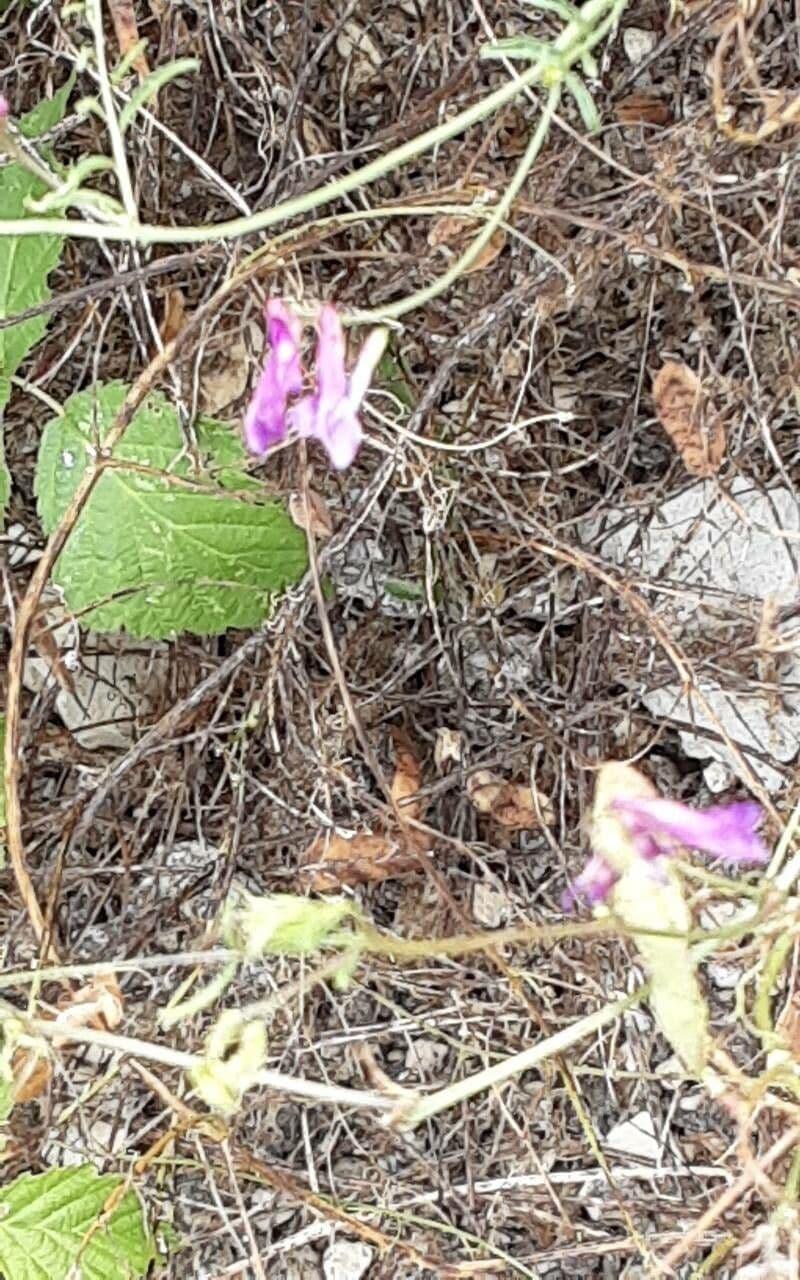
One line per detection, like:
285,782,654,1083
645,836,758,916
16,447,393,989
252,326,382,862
563,790,768,910
244,301,386,471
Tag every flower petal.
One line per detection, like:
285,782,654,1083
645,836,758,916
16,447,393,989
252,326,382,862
347,327,388,410
296,306,379,469
315,304,347,405
562,853,618,910
614,797,768,866
243,300,303,455
314,404,363,471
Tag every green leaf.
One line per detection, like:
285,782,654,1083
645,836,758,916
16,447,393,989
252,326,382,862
18,79,74,139
223,890,357,959
384,577,424,602
118,57,200,133
612,860,709,1076
0,167,63,385
377,346,416,411
0,82,72,526
35,383,308,638
565,72,601,133
0,1077,12,1128
0,1164,155,1280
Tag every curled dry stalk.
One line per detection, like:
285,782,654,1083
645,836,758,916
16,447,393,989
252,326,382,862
712,5,800,145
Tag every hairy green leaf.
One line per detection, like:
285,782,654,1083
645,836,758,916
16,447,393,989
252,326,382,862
0,82,71,525
36,383,308,638
377,345,416,410
18,79,74,139
0,1076,12,1128
0,1164,155,1280
612,860,709,1075
480,35,554,62
0,166,63,382
118,57,200,132
223,890,357,959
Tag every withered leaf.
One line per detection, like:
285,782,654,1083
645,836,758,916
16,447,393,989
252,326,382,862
390,729,424,820
652,360,726,477
160,288,186,345
434,727,464,772
108,0,150,80
303,831,427,892
289,489,334,541
10,1047,52,1104
467,769,554,829
52,974,124,1047
302,736,429,890
427,216,507,275
199,321,262,417
615,93,672,126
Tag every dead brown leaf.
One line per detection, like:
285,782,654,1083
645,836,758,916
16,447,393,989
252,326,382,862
652,360,726,476
301,117,332,154
160,288,186,345
199,323,261,417
289,490,334,541
336,19,382,90
467,769,554,829
615,93,672,126
427,215,470,248
390,729,424,820
303,831,426,891
302,736,429,890
108,0,150,81
52,974,124,1047
10,1046,52,1103
427,216,507,275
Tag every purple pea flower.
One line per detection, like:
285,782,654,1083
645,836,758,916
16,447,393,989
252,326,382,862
290,304,387,470
563,783,768,911
243,301,386,471
562,854,619,911
0,94,9,121
243,300,303,454
613,797,767,866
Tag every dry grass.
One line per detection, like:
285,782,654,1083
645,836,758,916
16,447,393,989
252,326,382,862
1,0,800,1275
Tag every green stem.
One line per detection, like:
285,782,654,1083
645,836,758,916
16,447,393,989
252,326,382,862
396,986,647,1129
87,0,137,220
754,932,794,1034
0,950,233,992
360,917,614,959
786,1146,800,1200
0,60,546,244
366,85,561,322
0,0,626,247
26,1016,397,1113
